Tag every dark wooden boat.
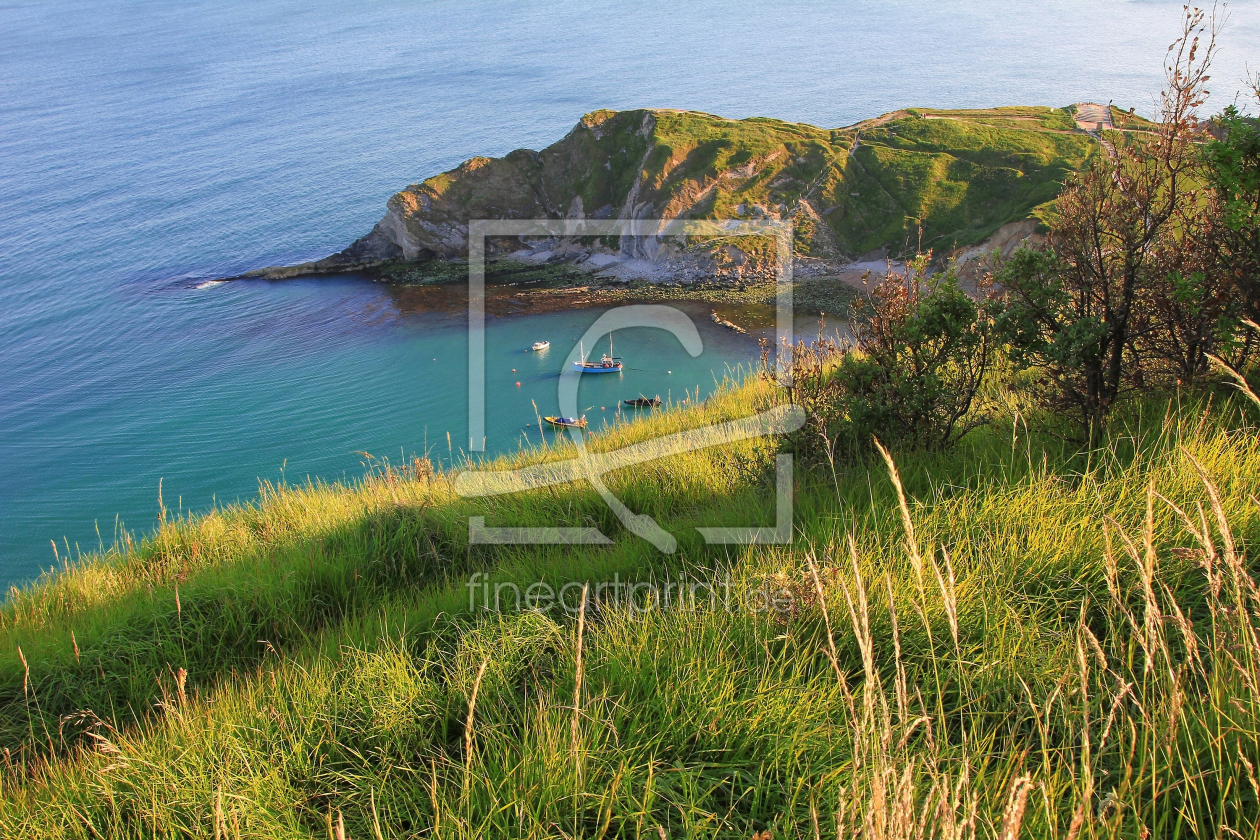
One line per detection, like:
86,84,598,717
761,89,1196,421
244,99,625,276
623,395,662,408
544,415,587,429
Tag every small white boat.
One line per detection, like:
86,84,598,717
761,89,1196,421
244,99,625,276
531,340,550,351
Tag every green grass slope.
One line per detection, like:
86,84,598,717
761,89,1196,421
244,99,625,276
0,378,1259,837
363,106,1099,267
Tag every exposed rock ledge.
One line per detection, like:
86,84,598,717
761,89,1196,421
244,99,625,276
241,228,403,280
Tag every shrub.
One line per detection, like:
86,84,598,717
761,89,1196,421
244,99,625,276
835,254,995,453
771,254,995,464
1143,189,1249,380
996,8,1221,441
1204,77,1260,321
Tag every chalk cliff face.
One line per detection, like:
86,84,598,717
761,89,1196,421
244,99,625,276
259,106,1096,280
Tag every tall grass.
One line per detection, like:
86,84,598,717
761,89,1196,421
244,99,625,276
0,378,780,760
0,377,1257,837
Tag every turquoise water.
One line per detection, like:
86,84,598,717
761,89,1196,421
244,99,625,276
1,1,1257,585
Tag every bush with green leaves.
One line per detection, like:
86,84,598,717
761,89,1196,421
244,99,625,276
774,254,995,464
1143,188,1248,380
835,255,995,453
994,8,1242,441
1204,76,1260,320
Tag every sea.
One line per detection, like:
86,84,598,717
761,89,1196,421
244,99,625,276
1,0,1257,587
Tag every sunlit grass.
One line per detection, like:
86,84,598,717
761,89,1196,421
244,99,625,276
0,376,1258,838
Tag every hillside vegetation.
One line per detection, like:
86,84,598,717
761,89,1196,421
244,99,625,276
0,376,1259,837
294,106,1099,278
7,13,1257,838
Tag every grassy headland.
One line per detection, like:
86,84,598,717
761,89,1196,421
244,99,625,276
388,106,1097,259
1,374,1258,837
260,106,1105,296
14,16,1253,835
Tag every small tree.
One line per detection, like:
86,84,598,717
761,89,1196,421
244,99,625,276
1204,73,1260,321
835,254,994,453
1143,187,1245,380
998,7,1216,441
1147,65,1260,381
766,254,995,466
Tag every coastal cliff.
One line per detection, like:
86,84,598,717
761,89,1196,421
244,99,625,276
253,106,1099,282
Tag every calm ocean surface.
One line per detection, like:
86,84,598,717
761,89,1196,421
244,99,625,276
1,0,1256,586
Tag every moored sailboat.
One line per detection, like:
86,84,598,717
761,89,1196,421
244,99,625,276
572,334,622,373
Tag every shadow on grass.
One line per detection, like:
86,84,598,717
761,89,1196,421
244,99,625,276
0,440,788,766
3,382,1252,777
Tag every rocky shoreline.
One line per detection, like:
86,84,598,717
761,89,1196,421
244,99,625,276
371,255,865,319
223,220,1037,320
